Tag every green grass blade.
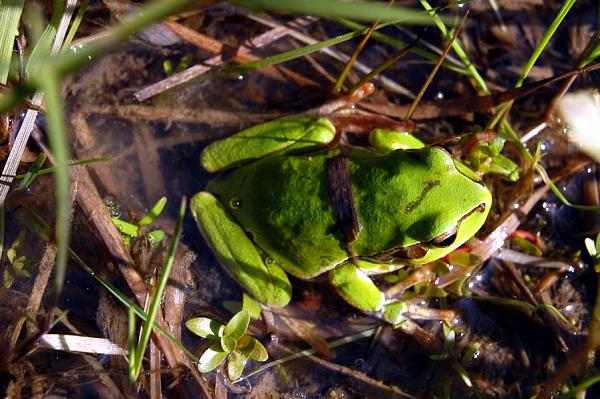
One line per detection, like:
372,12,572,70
514,0,576,89
62,0,89,51
38,70,71,311
131,198,186,381
226,19,403,75
128,306,136,382
138,196,167,226
234,0,441,25
25,1,63,79
0,0,25,84
418,0,489,94
335,18,468,75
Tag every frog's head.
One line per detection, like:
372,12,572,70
398,151,492,266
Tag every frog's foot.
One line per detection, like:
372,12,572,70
201,116,336,172
191,192,292,307
328,262,385,313
369,128,425,154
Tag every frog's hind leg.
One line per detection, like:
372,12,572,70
191,192,292,307
369,128,425,154
201,117,336,172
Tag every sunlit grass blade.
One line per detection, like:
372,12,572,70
130,198,186,381
0,0,25,84
234,0,442,25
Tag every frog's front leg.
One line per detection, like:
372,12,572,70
191,192,292,307
369,128,425,154
328,262,386,313
201,116,336,172
329,261,410,325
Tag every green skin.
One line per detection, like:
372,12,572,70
191,117,492,323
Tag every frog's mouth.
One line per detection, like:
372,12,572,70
370,203,488,263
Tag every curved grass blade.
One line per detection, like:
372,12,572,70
234,0,442,25
0,0,25,84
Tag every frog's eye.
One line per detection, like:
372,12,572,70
430,227,457,248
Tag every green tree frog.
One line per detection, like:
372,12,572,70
191,117,491,323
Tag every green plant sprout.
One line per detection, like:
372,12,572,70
186,307,268,381
4,230,34,288
584,233,600,272
430,321,482,393
112,196,167,246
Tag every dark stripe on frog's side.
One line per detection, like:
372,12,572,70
326,154,362,245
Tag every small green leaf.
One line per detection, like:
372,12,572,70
238,335,268,362
148,230,165,246
585,237,597,257
17,154,47,190
461,341,481,364
595,233,600,254
112,218,139,238
221,335,237,354
431,260,450,275
242,294,262,320
227,350,248,381
425,286,448,298
512,235,542,257
437,322,455,356
447,251,479,268
138,197,167,226
6,247,16,264
4,269,14,288
186,317,224,339
198,343,228,373
223,311,250,341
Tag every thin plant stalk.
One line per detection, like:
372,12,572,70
405,10,468,121
130,198,187,381
418,0,489,94
333,0,395,93
348,40,414,94
239,327,377,381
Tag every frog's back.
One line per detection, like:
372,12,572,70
207,151,348,278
